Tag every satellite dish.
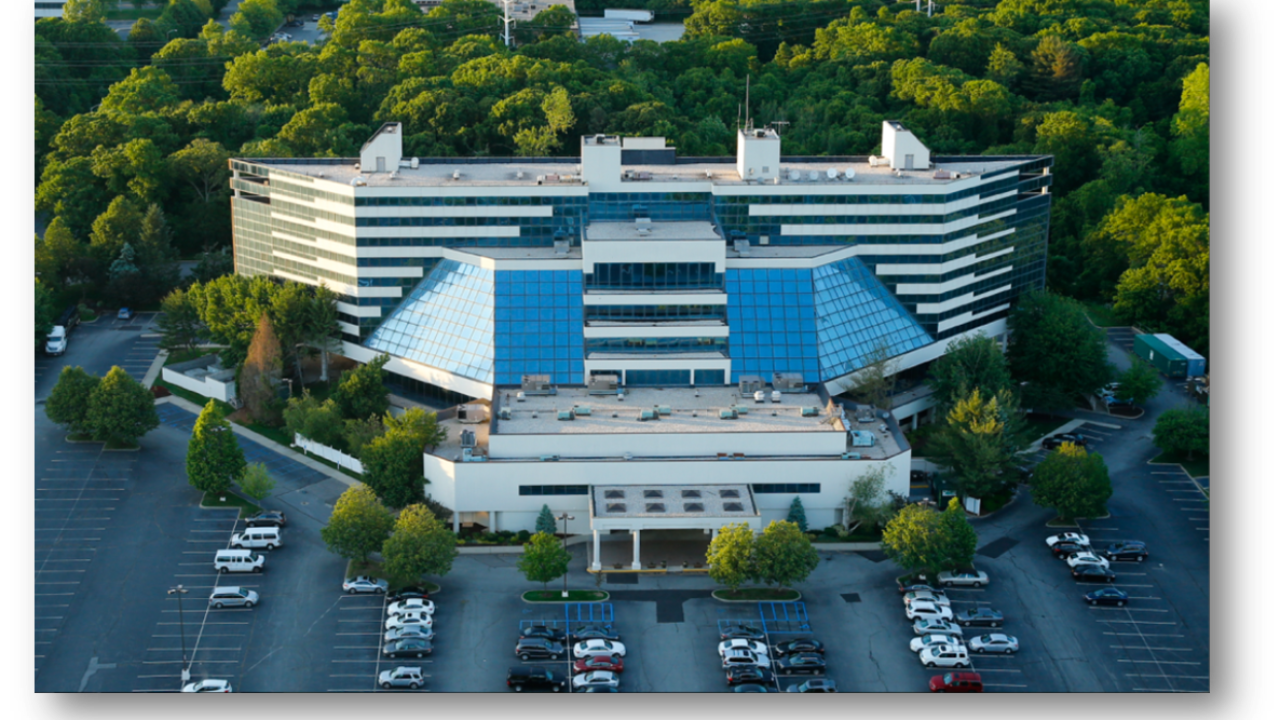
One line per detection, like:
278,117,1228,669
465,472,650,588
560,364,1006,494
845,167,856,180
808,171,819,182
788,170,800,181
826,168,838,180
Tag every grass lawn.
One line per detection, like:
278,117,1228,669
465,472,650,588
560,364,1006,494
77,305,98,323
201,490,261,517
1152,452,1210,479
164,348,216,366
522,590,609,603
1081,301,1121,328
712,588,802,601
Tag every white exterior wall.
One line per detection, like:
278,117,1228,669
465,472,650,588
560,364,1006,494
487,430,846,460
736,129,781,181
160,367,237,403
882,121,932,170
360,123,403,173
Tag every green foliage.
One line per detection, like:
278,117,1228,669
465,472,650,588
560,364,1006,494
926,334,1014,414
882,500,978,577
237,462,276,503
35,280,59,350
283,390,346,448
343,414,386,459
705,522,755,593
384,407,448,452
240,314,283,425
382,504,459,582
1115,355,1162,406
321,484,395,561
786,497,808,533
939,497,978,571
1153,406,1210,461
932,389,1024,500
1170,63,1208,206
844,463,897,532
841,343,897,410
86,366,159,446
45,366,101,435
1008,291,1113,411
516,531,571,590
751,520,820,589
334,353,391,421
1029,443,1113,520
186,399,245,494
535,504,557,535
157,288,203,354
362,426,426,508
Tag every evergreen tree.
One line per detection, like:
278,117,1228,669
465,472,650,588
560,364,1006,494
45,366,101,436
786,497,808,533
186,399,245,494
535,504,557,535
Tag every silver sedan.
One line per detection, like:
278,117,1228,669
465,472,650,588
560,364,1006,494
968,633,1020,654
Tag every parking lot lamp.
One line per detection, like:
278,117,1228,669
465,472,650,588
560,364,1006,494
167,584,190,683
557,513,574,598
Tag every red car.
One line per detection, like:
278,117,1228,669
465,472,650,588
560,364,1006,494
929,671,983,693
573,655,624,675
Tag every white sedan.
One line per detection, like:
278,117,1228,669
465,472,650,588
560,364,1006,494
718,639,768,658
1065,551,1111,569
913,618,963,636
905,600,954,622
181,679,232,693
387,598,435,616
1045,532,1090,548
721,648,771,669
573,639,626,659
909,634,958,653
385,610,434,630
903,590,950,607
572,670,620,690
968,633,1020,655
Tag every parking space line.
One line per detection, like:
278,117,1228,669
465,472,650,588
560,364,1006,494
1116,660,1201,666
1127,674,1208,679
1105,632,1184,638
983,683,1028,688
967,667,1022,673
1110,646,1193,652
1096,620,1176,625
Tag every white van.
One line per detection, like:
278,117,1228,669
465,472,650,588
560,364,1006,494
230,526,282,550
45,326,67,356
209,587,259,608
214,549,265,574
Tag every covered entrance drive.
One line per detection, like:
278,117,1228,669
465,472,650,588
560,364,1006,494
588,484,762,571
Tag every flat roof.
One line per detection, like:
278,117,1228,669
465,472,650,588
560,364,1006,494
585,221,721,242
591,484,757,519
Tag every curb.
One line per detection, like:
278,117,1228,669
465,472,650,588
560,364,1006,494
712,591,803,603
142,348,169,388
103,445,141,452
1146,456,1210,496
810,542,883,551
969,486,1023,523
520,592,611,604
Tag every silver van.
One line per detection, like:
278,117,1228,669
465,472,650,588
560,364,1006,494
230,526,282,550
214,549,264,574
209,586,259,608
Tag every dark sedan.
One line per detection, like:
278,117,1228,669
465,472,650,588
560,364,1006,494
1083,588,1130,606
1051,540,1090,558
383,638,433,658
774,652,826,675
774,638,825,656
245,510,287,528
521,624,566,642
1099,541,1149,562
956,608,1004,627
570,625,620,642
387,587,431,603
719,624,765,641
726,666,774,687
732,683,777,693
1072,563,1117,582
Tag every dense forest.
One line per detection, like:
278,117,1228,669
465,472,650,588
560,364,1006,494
34,0,1209,356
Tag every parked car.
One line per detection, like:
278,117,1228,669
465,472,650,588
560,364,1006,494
906,600,954,622
311,14,320,20
342,576,387,594
506,666,566,692
117,307,134,320
1066,551,1111,569
387,587,431,603
719,623,765,641
378,666,424,689
387,598,435,616
384,625,433,643
913,618,963,637
773,638,824,656
515,638,564,661
1099,541,1149,562
1051,540,1091,558
573,639,625,659
385,610,433,630
938,569,989,587
573,655,624,674
897,572,937,594
580,686,619,693
521,625,566,642
919,644,970,668
929,671,983,693
208,587,258,609
1054,432,1088,445
1072,564,1117,582
726,666,774,686
245,510,287,528
571,671,619,691
44,325,68,355
910,634,959,653
732,683,776,692
774,652,826,675
722,649,770,669
1045,532,1091,548
718,639,768,658
383,638,433,658
786,678,837,692
1083,588,1130,606
181,679,232,693
903,590,950,607
956,608,1004,628
570,624,620,641
968,634,1019,654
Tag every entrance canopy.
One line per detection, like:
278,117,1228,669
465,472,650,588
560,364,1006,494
589,484,761,533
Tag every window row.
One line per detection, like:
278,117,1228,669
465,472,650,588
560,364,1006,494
585,337,728,354
354,196,587,207
752,484,821,494
585,263,723,291
518,485,590,496
585,305,727,322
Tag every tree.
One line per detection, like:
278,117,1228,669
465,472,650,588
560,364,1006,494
844,464,896,532
343,415,385,458
238,462,275,503
36,218,88,288
186,399,246,494
986,43,1024,90
932,389,1024,500
362,427,425,508
283,390,345,448
107,243,142,306
1170,63,1209,206
382,503,459,583
1027,35,1084,102
1007,291,1113,411
63,0,108,23
1030,443,1113,521
240,313,283,424
926,335,1013,414
883,503,972,577
321,484,394,561
86,366,159,447
35,279,59,350
230,0,284,39
705,522,754,593
45,366,101,436
157,288,204,354
306,284,341,382
938,498,978,571
842,343,898,410
1153,406,1210,461
751,521,819,590
384,407,447,452
88,196,145,283
191,246,234,284
133,203,181,301
1115,355,1162,406
334,354,390,421
535,504,557,535
516,531,571,591
786,497,808,533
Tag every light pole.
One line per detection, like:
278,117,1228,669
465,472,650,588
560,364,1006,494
167,584,190,683
556,512,574,598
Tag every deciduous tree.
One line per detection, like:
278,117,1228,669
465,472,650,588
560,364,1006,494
932,389,1024,500
516,531,571,590
382,503,458,583
86,366,159,447
883,503,949,577
844,464,897,532
1153,406,1210,461
157,288,204,354
1029,443,1112,521
342,414,385,458
321,484,394,561
362,427,425,508
927,334,1013,414
334,354,390,421
186,399,245,494
938,498,978,571
283,390,345,448
384,407,447,452
1114,355,1162,406
751,520,819,590
46,366,101,436
706,522,754,592
1007,291,1112,411
237,462,275,503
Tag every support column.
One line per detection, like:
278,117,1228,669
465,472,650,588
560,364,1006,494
490,511,498,533
452,512,460,534
591,529,601,572
711,527,719,539
631,529,641,570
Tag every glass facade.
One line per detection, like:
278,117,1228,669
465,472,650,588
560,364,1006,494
493,270,585,385
585,263,722,291
625,369,692,386
694,369,726,385
811,257,934,380
585,305,727,323
726,269,820,383
752,483,821,494
585,337,728,354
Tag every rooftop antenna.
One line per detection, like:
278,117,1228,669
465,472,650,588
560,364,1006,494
769,120,790,137
745,74,752,131
500,0,515,48
928,0,934,17
737,102,742,132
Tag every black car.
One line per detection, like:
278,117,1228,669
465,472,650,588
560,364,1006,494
774,638,825,656
515,638,564,660
521,624,566,642
1072,563,1117,583
506,666,567,692
570,624,620,642
383,638,433,658
1051,540,1090,558
1099,541,1149,562
55,305,80,331
245,510,287,528
956,608,1004,627
1083,588,1130,607
774,652,826,675
387,587,431,603
732,683,777,692
726,666,774,687
719,624,765,641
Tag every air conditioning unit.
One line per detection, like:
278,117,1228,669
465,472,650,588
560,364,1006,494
588,375,619,395
738,375,765,395
521,374,553,395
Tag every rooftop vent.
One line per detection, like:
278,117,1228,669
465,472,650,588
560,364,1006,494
645,503,665,513
644,489,664,499
772,372,805,393
498,407,512,420
684,503,705,513
733,239,751,256
573,405,592,417
452,170,461,181
719,489,741,499
521,374,553,395
588,374,619,395
639,409,658,421
557,410,574,421
606,503,626,513
554,239,570,256
656,405,671,416
723,502,744,512
605,489,625,499
682,489,702,499
459,429,476,448
719,409,739,420
739,375,766,395
801,407,821,417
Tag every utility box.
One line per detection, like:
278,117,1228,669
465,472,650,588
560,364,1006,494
1134,333,1205,379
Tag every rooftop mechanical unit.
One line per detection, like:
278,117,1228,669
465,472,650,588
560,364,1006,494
850,430,876,448
738,375,766,395
573,405,592,417
801,407,821,417
521,374,554,395
459,429,476,448
557,410,575,421
458,404,489,424
588,374,620,395
719,409,739,420
772,372,806,393
639,409,659,421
